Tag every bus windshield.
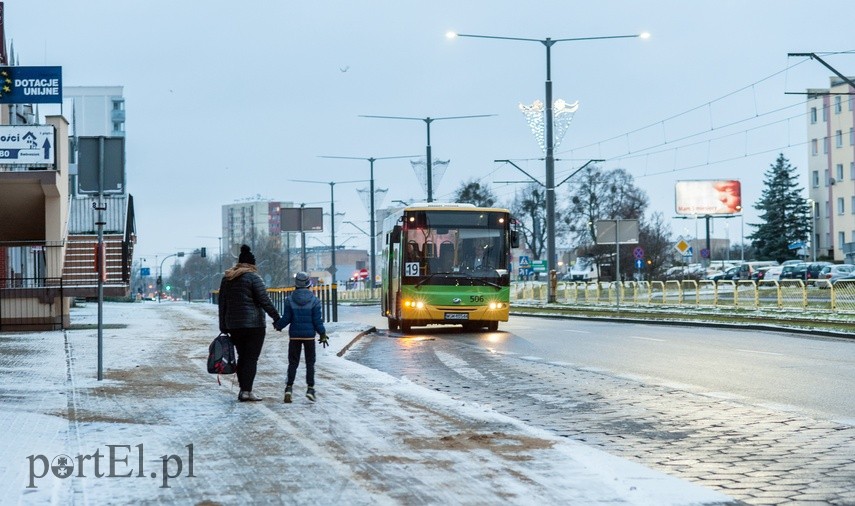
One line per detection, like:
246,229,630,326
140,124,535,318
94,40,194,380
401,210,508,285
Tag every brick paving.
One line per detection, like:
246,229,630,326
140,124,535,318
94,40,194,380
0,302,735,505
346,330,855,505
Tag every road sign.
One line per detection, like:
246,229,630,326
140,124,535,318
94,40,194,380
635,259,644,269
675,240,690,255
633,246,645,259
77,137,126,194
531,260,547,273
518,256,531,269
788,241,805,250
140,267,150,276
701,248,710,259
0,125,55,165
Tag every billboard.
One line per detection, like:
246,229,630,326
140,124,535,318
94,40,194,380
675,180,741,216
0,66,62,104
280,207,323,232
595,219,639,244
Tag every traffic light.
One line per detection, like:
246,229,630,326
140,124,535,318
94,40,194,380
165,284,171,291
157,276,162,286
200,247,207,258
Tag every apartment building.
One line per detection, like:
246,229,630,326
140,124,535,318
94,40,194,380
806,77,855,261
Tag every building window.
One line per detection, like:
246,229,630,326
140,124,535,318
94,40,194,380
813,170,820,187
812,138,818,155
851,162,855,180
826,201,831,217
837,163,844,181
836,130,843,148
851,196,855,214
850,96,854,111
825,169,830,186
826,232,831,248
850,127,854,146
823,137,829,154
839,231,845,248
835,96,842,114
822,105,828,121
838,197,844,215
810,107,817,123
112,99,124,111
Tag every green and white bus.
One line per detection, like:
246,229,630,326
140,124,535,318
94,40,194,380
380,203,517,332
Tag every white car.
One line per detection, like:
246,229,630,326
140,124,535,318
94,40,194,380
761,265,783,282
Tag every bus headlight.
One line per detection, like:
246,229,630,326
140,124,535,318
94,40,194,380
488,302,506,310
403,299,426,309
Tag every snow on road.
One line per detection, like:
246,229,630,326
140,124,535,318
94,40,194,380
0,301,734,505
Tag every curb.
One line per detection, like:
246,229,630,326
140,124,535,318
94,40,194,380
510,309,855,340
337,326,377,357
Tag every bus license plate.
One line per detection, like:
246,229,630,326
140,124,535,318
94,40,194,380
444,312,469,320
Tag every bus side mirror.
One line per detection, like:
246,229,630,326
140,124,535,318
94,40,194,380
510,230,520,249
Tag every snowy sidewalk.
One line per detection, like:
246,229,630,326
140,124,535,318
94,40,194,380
0,302,735,505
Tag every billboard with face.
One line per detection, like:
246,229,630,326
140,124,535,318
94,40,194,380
675,180,741,215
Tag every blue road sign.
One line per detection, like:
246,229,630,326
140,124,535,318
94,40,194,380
635,259,644,269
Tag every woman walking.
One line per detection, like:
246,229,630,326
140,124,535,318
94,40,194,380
218,244,281,402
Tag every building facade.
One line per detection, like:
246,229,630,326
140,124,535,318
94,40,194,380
806,77,855,261
221,200,294,256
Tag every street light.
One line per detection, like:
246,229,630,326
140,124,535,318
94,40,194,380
290,178,366,284
319,154,417,289
449,30,648,302
359,114,495,202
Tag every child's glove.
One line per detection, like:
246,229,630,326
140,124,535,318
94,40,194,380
273,319,284,331
318,334,329,348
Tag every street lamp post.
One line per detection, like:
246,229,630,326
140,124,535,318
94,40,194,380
291,179,366,284
319,154,417,289
360,114,495,202
449,30,648,302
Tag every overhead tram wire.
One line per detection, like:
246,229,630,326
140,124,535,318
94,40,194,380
568,59,813,155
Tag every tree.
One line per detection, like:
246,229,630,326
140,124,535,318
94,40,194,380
453,179,498,207
564,166,649,278
564,166,648,246
637,212,673,280
510,183,547,259
748,154,811,262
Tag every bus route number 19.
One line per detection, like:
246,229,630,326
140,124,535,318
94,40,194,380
405,262,420,277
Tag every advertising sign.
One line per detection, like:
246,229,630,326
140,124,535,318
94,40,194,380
0,66,63,104
675,180,741,216
0,125,55,165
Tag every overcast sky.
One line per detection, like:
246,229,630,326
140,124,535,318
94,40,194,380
7,0,854,264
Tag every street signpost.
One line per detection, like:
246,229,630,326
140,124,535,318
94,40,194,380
0,125,55,165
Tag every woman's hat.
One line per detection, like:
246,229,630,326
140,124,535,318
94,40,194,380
238,244,256,265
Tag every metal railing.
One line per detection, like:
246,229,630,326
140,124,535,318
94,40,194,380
211,283,339,323
0,277,66,331
327,278,855,314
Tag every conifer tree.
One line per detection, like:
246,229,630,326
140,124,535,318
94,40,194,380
748,154,811,262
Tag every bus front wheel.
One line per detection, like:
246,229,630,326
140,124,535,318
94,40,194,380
387,317,399,331
486,321,499,332
401,321,412,333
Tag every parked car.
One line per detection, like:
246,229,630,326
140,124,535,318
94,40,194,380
830,272,855,287
805,262,834,285
706,265,740,282
779,262,808,281
760,265,783,282
817,264,855,288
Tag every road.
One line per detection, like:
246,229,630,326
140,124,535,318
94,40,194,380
340,304,855,505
